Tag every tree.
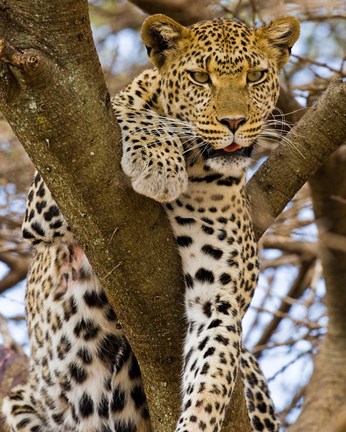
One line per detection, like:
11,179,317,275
0,1,345,431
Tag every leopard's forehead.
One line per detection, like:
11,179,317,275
189,17,254,37
185,18,266,74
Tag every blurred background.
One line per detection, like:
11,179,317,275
0,0,345,429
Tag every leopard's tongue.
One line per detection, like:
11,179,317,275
223,143,241,152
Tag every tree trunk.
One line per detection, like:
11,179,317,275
0,1,183,429
288,146,346,432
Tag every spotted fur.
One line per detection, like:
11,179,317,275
2,14,299,432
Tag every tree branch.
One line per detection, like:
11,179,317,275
0,38,26,68
247,79,346,240
0,252,30,294
253,255,316,356
261,236,317,255
128,0,220,25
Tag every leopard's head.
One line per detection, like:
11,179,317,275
142,14,299,173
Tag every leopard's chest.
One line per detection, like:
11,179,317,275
165,175,259,307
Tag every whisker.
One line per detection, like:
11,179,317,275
260,130,306,159
116,107,196,130
274,106,308,117
262,127,305,141
182,140,205,155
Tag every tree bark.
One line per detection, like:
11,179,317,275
0,2,345,432
288,146,346,432
0,1,183,430
247,79,346,239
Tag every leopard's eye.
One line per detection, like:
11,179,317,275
247,70,267,83
189,71,210,85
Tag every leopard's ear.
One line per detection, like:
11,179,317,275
141,14,190,68
256,17,300,68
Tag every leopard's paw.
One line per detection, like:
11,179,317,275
121,145,188,202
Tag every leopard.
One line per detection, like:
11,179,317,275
2,13,300,432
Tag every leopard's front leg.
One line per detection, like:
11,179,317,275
118,109,188,202
165,175,260,432
176,291,243,432
112,69,189,203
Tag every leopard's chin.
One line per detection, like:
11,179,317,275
205,154,252,177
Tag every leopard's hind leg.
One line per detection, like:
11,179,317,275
3,383,48,432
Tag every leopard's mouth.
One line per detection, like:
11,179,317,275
204,143,254,159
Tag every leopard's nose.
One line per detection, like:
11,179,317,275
218,117,248,133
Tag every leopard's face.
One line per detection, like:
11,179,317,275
142,15,299,163
160,20,281,151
